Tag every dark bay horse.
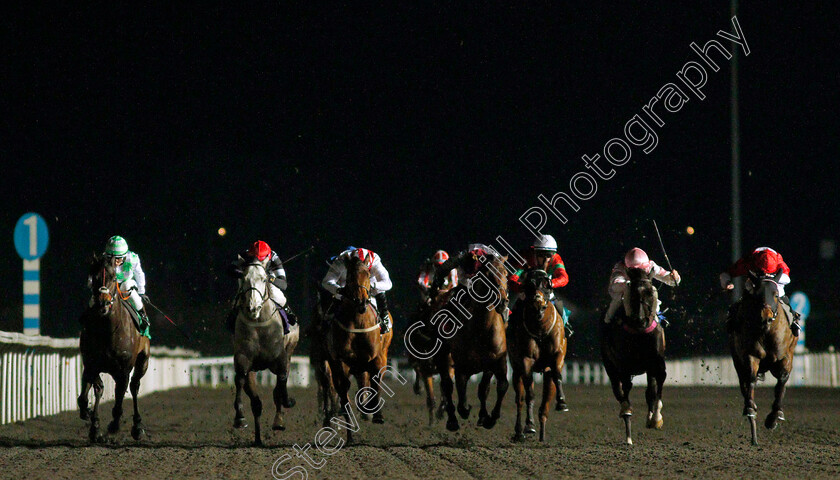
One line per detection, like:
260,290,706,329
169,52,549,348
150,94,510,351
78,254,150,442
232,259,299,446
436,254,509,432
308,296,340,427
327,255,393,442
508,269,568,442
601,267,666,445
408,290,454,426
728,274,797,445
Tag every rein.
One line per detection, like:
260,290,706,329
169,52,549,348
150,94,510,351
522,304,558,339
334,283,380,333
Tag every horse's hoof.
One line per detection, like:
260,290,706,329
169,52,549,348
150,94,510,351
361,413,372,422
457,405,471,419
556,401,569,412
743,408,756,418
446,419,460,432
131,424,145,440
477,415,485,427
253,438,264,447
272,422,286,431
372,413,384,424
107,420,120,434
620,401,632,418
646,417,664,430
512,433,526,442
79,408,90,421
764,411,782,430
482,416,498,430
413,383,422,395
233,417,248,429
625,437,633,445
283,397,296,409
524,424,537,435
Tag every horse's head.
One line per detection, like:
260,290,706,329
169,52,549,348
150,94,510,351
623,268,658,330
239,259,270,320
88,254,117,316
474,254,509,314
343,255,371,314
522,269,551,317
748,272,781,325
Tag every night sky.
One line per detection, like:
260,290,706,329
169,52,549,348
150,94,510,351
2,3,838,358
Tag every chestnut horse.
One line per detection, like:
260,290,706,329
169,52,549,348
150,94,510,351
327,255,393,442
508,269,568,442
232,259,299,446
78,254,150,442
728,274,797,445
601,267,666,445
436,254,509,432
308,294,340,427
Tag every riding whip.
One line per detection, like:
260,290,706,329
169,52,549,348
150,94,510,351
652,220,676,280
282,245,315,264
144,299,191,340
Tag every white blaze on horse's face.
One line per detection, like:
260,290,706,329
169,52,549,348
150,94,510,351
243,263,269,320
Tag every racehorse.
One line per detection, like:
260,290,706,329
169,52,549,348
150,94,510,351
436,254,510,432
408,292,454,426
232,259,300,446
508,269,568,442
307,297,340,427
327,255,393,442
728,273,797,445
78,254,150,442
601,267,666,445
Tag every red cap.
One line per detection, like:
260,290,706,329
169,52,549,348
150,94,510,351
249,240,271,261
753,250,778,274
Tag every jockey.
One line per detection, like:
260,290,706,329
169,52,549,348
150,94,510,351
428,243,509,319
605,247,680,324
102,235,150,335
720,246,800,336
417,250,458,303
321,246,393,334
508,234,573,337
226,240,297,334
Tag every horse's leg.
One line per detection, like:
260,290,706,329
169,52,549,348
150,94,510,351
89,375,104,443
539,369,557,442
233,356,250,429
477,371,492,427
107,372,129,435
270,353,296,432
78,368,93,421
356,372,372,421
413,366,422,395
512,366,526,442
735,355,760,445
645,372,663,429
484,357,509,430
423,374,436,426
553,371,569,412
439,358,459,432
765,359,792,430
523,370,536,435
130,347,149,440
370,356,387,425
620,374,633,445
331,362,354,443
455,371,471,420
243,371,263,446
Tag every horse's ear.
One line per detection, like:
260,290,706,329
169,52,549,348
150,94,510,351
502,255,508,263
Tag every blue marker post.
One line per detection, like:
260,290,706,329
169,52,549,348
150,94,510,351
14,213,49,335
789,291,810,386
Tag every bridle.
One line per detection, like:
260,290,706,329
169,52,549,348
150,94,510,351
237,262,270,309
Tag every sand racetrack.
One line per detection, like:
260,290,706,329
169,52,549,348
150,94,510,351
1,382,839,479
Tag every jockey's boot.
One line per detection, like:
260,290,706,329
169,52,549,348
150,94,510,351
138,308,150,332
564,320,574,337
780,296,801,337
657,311,670,328
725,301,740,333
282,304,298,325
375,292,392,334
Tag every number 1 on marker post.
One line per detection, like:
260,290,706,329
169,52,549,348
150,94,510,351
23,214,37,256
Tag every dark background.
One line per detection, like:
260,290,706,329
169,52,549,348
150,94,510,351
2,3,838,359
